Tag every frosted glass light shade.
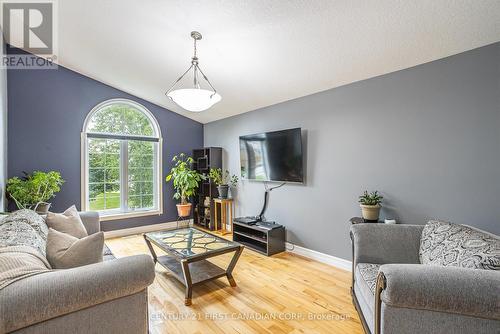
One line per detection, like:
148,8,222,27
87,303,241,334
167,88,221,112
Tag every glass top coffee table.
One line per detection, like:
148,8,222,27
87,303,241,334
143,227,243,305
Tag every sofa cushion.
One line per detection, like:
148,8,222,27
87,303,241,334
419,220,500,270
0,210,48,256
46,228,104,269
46,205,88,239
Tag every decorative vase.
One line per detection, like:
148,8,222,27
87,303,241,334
34,202,51,215
217,185,229,199
176,203,192,217
360,204,381,221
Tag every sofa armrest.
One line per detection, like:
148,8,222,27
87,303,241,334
350,224,424,266
79,211,100,235
379,264,500,320
0,254,155,333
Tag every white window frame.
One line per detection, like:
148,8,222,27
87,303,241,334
81,99,163,221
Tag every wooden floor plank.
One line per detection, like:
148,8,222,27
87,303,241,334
105,233,363,334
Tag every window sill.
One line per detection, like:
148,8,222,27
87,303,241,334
99,210,163,222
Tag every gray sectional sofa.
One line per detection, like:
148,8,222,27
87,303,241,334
0,211,155,334
350,222,500,334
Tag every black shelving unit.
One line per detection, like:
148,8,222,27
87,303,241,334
192,147,222,230
232,221,285,256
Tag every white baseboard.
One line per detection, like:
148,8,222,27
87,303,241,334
285,242,352,272
103,219,193,239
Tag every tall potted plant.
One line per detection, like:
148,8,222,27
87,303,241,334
358,190,383,221
166,153,205,217
6,171,65,214
209,168,238,199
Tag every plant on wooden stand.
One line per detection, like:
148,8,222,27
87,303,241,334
166,153,205,217
358,190,383,221
6,171,65,214
209,168,239,199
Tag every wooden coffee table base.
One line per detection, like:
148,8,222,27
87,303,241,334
144,235,243,306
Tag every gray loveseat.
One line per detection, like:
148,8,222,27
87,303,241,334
0,211,155,334
350,223,500,334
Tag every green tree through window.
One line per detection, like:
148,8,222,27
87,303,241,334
84,100,161,216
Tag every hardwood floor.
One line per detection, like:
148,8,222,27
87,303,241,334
105,233,363,334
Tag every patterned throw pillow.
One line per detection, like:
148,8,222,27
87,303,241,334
1,209,48,241
0,210,49,256
419,220,500,270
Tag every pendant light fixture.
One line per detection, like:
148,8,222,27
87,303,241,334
165,31,221,112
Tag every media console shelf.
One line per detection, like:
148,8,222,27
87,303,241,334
232,221,285,256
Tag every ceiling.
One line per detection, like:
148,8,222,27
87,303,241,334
34,1,500,123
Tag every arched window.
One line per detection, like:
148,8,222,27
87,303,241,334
82,99,162,220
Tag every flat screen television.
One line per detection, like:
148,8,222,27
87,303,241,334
239,128,304,183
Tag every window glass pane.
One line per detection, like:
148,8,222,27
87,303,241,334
88,138,121,211
142,182,153,195
128,181,141,196
105,168,120,183
129,168,141,182
128,195,141,209
142,168,153,180
89,168,104,183
127,140,156,211
142,195,153,208
89,183,104,199
87,103,155,136
89,198,104,211
105,195,121,210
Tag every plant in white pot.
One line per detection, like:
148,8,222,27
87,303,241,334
6,171,65,214
358,190,383,221
166,153,205,217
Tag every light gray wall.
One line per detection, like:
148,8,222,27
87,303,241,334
204,42,500,260
0,42,7,211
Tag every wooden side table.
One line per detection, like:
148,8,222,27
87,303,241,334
213,198,234,235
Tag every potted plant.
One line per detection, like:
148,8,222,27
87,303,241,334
229,174,239,198
166,153,205,217
6,171,65,214
358,190,383,221
209,168,238,199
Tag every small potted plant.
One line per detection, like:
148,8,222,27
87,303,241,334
228,174,239,198
209,168,238,199
358,190,383,221
6,171,65,214
166,153,205,217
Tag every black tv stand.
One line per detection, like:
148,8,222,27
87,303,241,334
232,220,285,256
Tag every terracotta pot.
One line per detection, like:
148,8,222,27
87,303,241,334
360,204,381,221
176,203,192,217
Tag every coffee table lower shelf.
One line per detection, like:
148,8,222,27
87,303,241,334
158,255,227,285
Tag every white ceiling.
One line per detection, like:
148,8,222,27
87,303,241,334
47,1,500,123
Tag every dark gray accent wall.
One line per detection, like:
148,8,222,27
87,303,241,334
7,56,203,231
204,42,500,260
